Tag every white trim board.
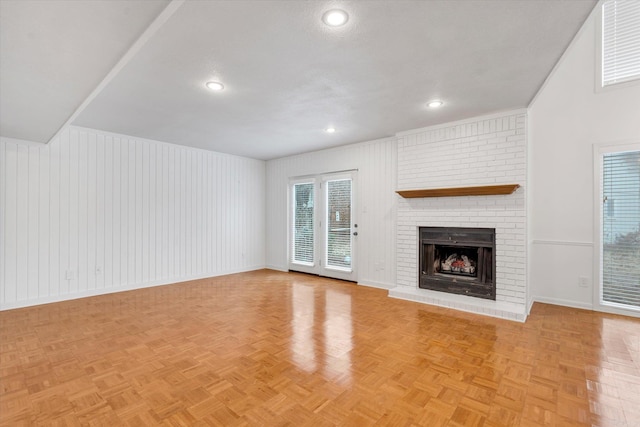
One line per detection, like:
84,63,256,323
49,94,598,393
531,240,593,247
0,266,265,311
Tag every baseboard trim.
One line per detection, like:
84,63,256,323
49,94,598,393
357,280,395,290
265,265,288,272
532,296,593,311
527,296,535,315
531,239,593,247
0,266,265,311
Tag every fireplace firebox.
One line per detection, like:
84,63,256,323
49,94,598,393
419,227,496,300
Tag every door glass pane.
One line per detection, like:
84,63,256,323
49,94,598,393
292,183,314,264
326,179,352,270
602,150,640,307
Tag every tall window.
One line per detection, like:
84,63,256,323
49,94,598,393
601,150,640,308
601,0,640,87
325,179,352,270
291,182,314,265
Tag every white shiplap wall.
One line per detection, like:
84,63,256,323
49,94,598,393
0,127,265,310
265,138,397,289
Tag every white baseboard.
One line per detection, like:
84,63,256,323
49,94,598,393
0,265,266,311
534,297,640,318
265,265,288,272
527,296,535,315
532,296,593,311
357,280,395,290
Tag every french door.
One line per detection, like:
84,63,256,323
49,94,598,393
595,143,640,315
289,171,357,282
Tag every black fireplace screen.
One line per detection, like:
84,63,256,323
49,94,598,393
420,227,496,300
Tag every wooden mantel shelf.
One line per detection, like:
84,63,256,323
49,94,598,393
396,184,520,198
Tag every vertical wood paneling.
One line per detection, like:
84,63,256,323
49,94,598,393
78,132,88,293
38,145,49,298
142,141,150,284
68,130,79,294
189,151,196,275
162,144,169,279
102,133,111,290
148,142,156,283
27,147,39,300
221,156,228,272
127,140,135,285
168,145,175,278
0,143,5,305
87,133,97,290
5,145,18,302
0,127,265,310
154,144,161,281
59,129,70,296
216,155,222,273
16,145,29,301
135,141,143,285
49,136,60,296
111,136,121,288
0,144,3,304
197,153,203,275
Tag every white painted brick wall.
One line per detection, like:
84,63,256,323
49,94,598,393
394,111,527,320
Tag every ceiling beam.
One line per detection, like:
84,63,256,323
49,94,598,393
47,0,185,144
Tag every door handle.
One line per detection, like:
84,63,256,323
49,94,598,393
353,232,358,236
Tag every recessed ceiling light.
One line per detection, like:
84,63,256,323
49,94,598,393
325,127,336,133
427,100,443,108
322,9,349,27
206,81,224,91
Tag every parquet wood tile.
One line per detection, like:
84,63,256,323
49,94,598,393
1,269,640,426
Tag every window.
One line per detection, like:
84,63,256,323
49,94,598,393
325,178,352,270
600,149,640,309
601,0,640,87
291,182,314,265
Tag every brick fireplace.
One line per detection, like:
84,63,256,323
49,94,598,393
389,110,528,321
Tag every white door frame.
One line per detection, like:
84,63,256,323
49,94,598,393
287,170,358,282
319,171,357,282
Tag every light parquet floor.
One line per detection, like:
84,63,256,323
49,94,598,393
1,269,639,426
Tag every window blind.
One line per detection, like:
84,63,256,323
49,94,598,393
292,182,314,264
602,0,640,86
602,150,640,308
326,179,352,270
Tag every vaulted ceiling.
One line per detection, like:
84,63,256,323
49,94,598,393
1,0,597,160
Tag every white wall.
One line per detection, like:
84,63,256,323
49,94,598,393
266,138,397,289
392,110,528,321
0,126,265,310
529,7,640,309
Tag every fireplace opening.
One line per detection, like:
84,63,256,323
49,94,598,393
420,227,496,300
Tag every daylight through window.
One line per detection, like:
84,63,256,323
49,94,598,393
602,0,640,87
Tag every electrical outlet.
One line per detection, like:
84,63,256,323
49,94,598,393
578,276,589,288
65,270,76,280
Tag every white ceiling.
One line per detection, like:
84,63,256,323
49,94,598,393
1,0,596,160
0,0,170,143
